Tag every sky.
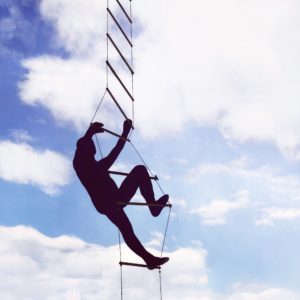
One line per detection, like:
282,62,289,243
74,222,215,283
1,0,300,299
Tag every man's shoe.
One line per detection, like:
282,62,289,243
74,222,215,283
146,256,169,270
151,194,169,217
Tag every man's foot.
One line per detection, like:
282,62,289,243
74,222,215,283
151,194,169,217
146,256,169,270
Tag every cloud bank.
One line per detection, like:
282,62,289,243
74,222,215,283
186,157,300,226
0,140,72,194
0,225,208,300
0,225,297,300
190,190,249,225
19,0,300,160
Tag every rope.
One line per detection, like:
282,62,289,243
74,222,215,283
90,89,107,124
95,134,103,158
118,225,123,300
130,0,135,127
129,141,165,195
106,0,109,88
159,270,163,300
160,206,172,257
158,204,172,300
90,89,106,158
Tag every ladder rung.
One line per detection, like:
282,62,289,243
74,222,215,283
109,170,158,180
120,261,161,269
106,88,132,122
106,61,134,102
116,0,132,24
107,8,133,47
108,171,158,180
102,128,130,142
107,33,134,75
117,201,172,208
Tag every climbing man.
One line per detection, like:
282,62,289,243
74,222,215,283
73,119,169,269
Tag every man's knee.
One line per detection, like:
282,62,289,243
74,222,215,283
132,165,147,175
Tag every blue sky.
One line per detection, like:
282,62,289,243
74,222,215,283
1,0,300,299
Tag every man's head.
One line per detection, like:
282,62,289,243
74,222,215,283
77,137,96,156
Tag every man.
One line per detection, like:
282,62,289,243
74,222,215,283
73,119,169,269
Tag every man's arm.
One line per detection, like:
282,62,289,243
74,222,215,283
100,119,132,170
75,122,104,150
84,122,104,139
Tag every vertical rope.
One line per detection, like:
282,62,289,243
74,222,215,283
106,0,109,88
118,227,123,300
129,141,165,195
90,89,107,124
90,89,106,158
95,134,104,158
160,206,172,257
129,0,135,126
159,270,163,300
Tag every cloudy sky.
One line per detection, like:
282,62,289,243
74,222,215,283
1,0,300,299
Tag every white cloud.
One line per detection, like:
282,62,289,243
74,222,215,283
0,140,72,194
255,207,300,226
10,129,34,142
18,0,300,159
133,0,300,160
19,56,107,131
186,158,300,225
225,282,299,300
0,225,210,300
145,231,164,249
0,225,298,300
39,0,106,56
186,157,300,204
19,0,133,132
170,197,187,209
190,190,249,225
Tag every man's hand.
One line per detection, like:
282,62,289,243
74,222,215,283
87,122,104,137
91,122,104,133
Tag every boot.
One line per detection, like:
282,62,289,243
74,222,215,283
151,194,169,217
145,255,169,270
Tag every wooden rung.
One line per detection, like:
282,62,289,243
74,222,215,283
107,33,134,75
116,0,132,24
106,61,134,102
109,170,158,180
106,88,133,123
120,261,161,269
117,201,172,208
102,128,130,142
107,8,133,47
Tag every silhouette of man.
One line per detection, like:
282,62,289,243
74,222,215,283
73,120,169,269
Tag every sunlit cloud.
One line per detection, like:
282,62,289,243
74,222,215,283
190,190,249,225
0,140,72,194
18,0,300,160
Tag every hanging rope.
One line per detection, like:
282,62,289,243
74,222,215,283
129,141,165,195
90,89,107,124
160,206,172,257
117,199,123,300
159,270,163,300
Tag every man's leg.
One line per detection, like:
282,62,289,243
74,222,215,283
118,165,155,204
105,208,168,269
118,165,169,216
